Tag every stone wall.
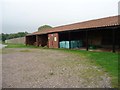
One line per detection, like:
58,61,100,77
5,37,25,44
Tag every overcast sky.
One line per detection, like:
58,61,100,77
1,0,119,34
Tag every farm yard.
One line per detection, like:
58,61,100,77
1,44,118,88
1,0,119,89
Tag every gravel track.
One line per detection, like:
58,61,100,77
2,48,111,88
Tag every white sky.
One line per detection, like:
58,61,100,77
1,0,119,33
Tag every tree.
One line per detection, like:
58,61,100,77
0,32,28,42
38,25,52,32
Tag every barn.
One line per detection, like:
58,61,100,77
25,15,120,52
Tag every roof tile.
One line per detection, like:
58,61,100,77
27,15,119,36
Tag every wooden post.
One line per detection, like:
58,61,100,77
86,30,89,51
36,35,39,47
57,33,60,48
25,36,28,46
112,29,115,53
68,31,71,49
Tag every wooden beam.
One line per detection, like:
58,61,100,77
25,36,30,46
25,36,28,46
36,35,39,47
68,31,71,49
86,30,89,51
112,29,115,53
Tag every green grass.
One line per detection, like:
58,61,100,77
4,43,118,87
4,43,38,48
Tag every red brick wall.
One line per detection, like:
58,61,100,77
48,33,59,48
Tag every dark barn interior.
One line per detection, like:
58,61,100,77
59,25,119,52
26,35,36,45
36,34,48,47
26,34,48,46
59,30,86,49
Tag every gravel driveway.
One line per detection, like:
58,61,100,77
2,48,111,88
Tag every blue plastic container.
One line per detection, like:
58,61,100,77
59,40,83,49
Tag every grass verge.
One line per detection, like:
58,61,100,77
4,43,38,48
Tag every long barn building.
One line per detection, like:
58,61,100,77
26,16,120,52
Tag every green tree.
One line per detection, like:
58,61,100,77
38,25,52,32
0,32,28,42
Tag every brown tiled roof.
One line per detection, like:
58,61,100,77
27,15,119,36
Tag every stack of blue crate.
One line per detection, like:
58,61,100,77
59,40,82,49
59,41,69,49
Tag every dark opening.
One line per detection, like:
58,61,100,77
26,35,36,45
37,34,48,47
59,31,86,49
59,25,119,52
